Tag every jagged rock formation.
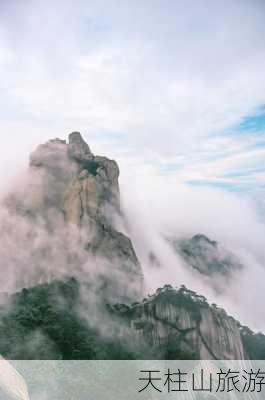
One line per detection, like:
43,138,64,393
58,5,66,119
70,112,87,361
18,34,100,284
64,132,120,226
4,132,143,301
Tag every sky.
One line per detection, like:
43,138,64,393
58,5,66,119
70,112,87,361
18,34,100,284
0,0,265,204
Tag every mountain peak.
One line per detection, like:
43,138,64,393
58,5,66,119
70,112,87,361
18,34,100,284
4,132,143,301
69,131,83,141
68,131,93,163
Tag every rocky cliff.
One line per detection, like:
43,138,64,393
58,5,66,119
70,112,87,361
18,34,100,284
4,132,143,302
113,284,246,360
28,132,120,230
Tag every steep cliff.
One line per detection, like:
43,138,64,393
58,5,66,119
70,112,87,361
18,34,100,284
27,132,120,229
0,278,139,360
3,132,143,302
113,284,246,360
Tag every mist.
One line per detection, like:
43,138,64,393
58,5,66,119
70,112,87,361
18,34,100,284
0,134,264,337
120,174,265,332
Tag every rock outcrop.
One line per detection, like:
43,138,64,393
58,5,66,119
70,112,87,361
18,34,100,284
4,132,143,302
114,285,246,360
64,132,120,227
28,132,120,223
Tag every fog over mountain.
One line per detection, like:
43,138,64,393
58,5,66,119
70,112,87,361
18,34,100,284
119,172,265,333
0,133,264,361
1,2,265,346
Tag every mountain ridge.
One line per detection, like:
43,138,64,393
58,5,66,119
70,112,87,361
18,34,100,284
1,277,264,360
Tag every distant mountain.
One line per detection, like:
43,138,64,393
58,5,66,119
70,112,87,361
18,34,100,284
168,233,243,285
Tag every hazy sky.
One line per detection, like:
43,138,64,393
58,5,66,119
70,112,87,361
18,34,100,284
0,0,265,209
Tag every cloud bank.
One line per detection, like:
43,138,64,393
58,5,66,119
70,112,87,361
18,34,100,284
120,174,265,332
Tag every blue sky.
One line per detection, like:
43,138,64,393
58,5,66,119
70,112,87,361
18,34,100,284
0,0,265,211
237,110,265,134
182,108,265,191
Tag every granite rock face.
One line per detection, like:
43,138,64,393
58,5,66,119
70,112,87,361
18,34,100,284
28,132,120,221
5,132,143,301
115,285,246,360
68,131,93,163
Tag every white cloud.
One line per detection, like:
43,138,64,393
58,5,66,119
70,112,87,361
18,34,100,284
0,1,265,140
121,174,265,330
0,0,264,197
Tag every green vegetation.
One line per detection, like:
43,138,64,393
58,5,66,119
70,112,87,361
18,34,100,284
83,160,100,176
240,326,265,359
0,279,263,360
0,278,137,360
